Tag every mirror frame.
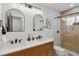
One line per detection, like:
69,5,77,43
46,19,52,29
33,14,44,31
5,8,25,32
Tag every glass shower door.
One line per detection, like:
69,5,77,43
61,15,79,53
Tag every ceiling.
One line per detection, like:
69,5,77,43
34,3,79,12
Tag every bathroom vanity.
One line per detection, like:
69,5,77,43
0,38,55,56
0,3,55,56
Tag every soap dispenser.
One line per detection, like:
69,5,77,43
1,26,7,43
2,26,6,35
0,20,7,47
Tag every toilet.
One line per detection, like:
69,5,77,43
54,46,67,56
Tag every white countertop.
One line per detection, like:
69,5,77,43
0,38,54,56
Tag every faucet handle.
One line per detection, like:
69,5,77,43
10,41,13,44
19,39,22,43
15,39,18,43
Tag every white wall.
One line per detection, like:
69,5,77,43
32,4,60,38
0,4,1,20
1,3,60,44
32,4,61,46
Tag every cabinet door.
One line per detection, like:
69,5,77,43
5,42,54,56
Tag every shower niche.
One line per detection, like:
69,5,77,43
33,14,44,31
5,9,25,32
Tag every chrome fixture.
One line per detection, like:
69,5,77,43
20,3,41,10
27,34,42,41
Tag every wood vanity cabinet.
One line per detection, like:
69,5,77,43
5,41,55,56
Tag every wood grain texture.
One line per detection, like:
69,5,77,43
61,10,79,53
4,41,55,56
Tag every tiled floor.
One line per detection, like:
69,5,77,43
55,47,79,56
64,48,79,56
